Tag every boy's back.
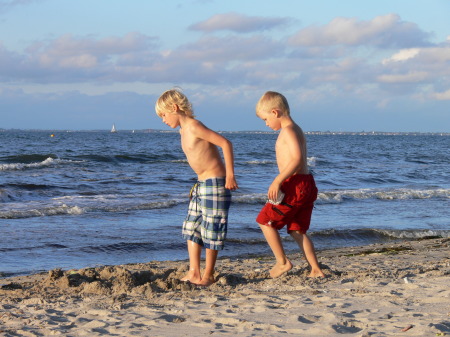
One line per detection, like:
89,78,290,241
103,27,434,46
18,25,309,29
180,118,226,181
275,122,309,177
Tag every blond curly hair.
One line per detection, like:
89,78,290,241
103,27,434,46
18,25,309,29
155,88,195,118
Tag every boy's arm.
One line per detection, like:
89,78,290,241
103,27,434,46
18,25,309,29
191,123,238,190
268,128,302,201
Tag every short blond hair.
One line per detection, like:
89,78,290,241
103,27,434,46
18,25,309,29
256,91,290,117
155,89,195,118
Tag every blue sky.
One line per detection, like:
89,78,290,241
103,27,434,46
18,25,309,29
0,0,449,132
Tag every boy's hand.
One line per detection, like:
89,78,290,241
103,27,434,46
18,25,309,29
226,176,238,191
268,180,281,202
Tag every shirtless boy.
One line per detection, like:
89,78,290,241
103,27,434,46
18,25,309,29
255,91,324,278
155,89,238,286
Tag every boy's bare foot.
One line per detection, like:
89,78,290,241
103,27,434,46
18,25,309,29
270,259,293,278
194,276,216,287
180,276,201,283
308,269,325,278
180,271,201,284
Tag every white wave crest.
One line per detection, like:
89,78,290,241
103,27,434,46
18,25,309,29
0,204,85,219
0,194,184,219
0,157,81,171
231,187,449,205
232,194,266,204
308,157,317,167
245,157,317,167
317,188,450,204
245,160,275,165
376,229,450,239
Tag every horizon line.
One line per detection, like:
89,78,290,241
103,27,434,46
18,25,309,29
0,128,449,135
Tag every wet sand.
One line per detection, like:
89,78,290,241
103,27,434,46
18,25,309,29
1,238,449,336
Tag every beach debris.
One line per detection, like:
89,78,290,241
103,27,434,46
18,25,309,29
404,277,411,283
401,324,414,332
345,246,413,256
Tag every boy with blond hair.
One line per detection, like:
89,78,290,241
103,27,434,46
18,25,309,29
155,89,238,286
255,91,324,278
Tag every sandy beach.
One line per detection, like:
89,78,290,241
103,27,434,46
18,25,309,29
1,237,449,337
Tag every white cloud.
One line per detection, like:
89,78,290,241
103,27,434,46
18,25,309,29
382,48,420,64
0,33,160,82
189,12,291,33
58,54,97,68
377,71,428,83
417,47,450,63
289,14,431,48
28,32,156,58
431,89,450,100
173,35,283,62
379,45,450,90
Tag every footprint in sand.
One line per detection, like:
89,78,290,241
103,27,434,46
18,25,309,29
297,315,321,324
331,320,365,334
157,314,186,323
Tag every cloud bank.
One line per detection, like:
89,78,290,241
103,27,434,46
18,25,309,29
1,12,449,131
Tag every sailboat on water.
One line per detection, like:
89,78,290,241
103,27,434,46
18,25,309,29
111,124,117,133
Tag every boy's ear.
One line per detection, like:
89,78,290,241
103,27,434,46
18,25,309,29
172,103,179,112
271,109,280,117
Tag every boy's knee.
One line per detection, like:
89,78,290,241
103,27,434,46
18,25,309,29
289,230,304,237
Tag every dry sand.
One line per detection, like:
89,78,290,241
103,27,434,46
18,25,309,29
1,238,449,337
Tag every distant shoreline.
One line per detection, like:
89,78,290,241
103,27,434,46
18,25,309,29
0,129,449,136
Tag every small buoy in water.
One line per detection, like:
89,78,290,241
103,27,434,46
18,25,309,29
50,134,55,137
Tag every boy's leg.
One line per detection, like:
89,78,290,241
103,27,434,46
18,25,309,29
259,224,293,278
196,248,218,286
195,177,230,286
289,231,325,278
180,240,202,283
181,181,204,283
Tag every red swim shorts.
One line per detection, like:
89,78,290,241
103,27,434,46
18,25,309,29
256,174,318,234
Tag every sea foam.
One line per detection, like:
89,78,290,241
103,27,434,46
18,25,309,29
0,157,81,171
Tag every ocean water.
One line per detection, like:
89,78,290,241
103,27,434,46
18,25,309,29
1,130,449,278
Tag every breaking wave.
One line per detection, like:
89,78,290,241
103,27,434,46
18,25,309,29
233,187,449,205
311,228,450,240
0,157,81,171
316,188,449,204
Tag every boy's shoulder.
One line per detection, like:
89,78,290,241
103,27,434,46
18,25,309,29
280,121,303,137
182,118,202,132
278,122,305,147
182,118,213,137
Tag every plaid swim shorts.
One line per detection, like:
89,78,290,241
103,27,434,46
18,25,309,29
182,177,231,250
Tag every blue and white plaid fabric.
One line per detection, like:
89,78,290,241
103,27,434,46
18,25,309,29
182,177,231,250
